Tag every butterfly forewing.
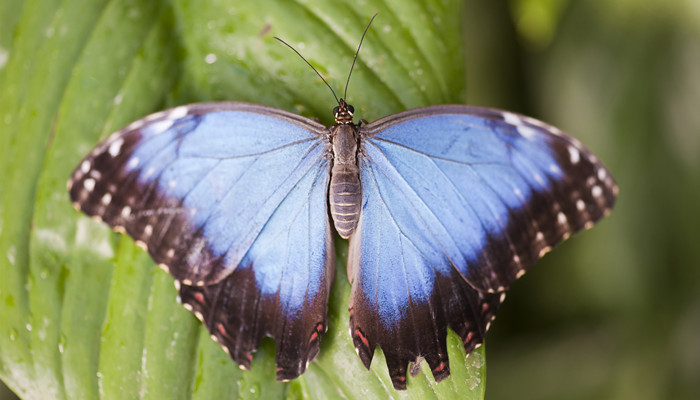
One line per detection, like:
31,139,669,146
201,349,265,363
68,102,335,380
348,105,617,389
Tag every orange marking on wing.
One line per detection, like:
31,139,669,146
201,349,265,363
355,328,369,348
464,331,474,344
434,362,447,372
194,292,205,304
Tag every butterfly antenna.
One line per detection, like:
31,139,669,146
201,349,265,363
274,36,340,104
344,13,378,100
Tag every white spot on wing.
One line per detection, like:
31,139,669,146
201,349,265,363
108,138,124,157
144,224,153,236
557,212,568,225
518,125,537,140
169,106,188,120
101,193,112,205
83,178,95,192
592,185,603,198
127,157,139,169
147,119,174,135
568,146,580,164
576,199,586,211
121,206,132,218
81,160,91,173
503,112,522,126
597,168,607,181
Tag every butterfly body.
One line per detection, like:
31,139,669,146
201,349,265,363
329,99,363,239
68,100,617,390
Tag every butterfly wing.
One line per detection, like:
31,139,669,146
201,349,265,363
68,102,335,380
348,105,618,389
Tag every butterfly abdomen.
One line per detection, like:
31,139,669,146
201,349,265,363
330,164,362,238
330,123,362,239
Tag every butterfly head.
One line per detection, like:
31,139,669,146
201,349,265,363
334,99,355,125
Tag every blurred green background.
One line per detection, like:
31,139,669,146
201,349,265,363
1,0,699,399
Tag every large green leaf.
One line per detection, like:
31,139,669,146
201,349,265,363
0,0,483,398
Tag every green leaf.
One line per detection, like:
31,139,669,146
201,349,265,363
0,0,481,398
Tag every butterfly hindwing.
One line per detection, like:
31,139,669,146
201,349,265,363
177,156,335,379
348,105,617,389
68,102,335,379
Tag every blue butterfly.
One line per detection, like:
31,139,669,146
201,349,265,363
67,25,617,391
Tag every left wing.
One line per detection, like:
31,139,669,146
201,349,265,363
348,105,618,389
68,102,335,380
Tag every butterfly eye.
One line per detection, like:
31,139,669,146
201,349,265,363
347,104,354,114
333,106,339,116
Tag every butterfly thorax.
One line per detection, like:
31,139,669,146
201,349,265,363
329,100,362,239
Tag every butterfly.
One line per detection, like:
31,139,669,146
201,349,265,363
67,18,617,391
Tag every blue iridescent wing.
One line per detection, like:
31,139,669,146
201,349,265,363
68,102,335,380
348,105,618,389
